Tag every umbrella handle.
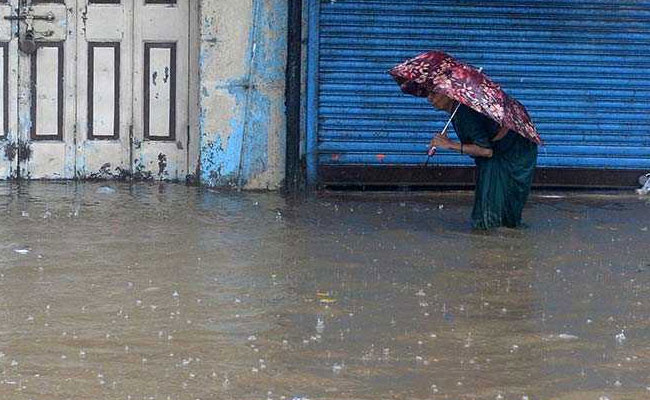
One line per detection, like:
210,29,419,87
440,101,462,137
424,68,482,164
426,101,462,156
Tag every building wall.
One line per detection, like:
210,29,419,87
199,0,288,189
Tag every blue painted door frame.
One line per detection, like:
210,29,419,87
305,0,320,186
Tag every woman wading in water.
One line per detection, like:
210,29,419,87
428,92,538,229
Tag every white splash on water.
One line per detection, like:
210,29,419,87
615,330,626,345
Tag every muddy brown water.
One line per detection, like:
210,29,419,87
0,182,649,400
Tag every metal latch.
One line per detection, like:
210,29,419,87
5,8,56,54
4,11,55,22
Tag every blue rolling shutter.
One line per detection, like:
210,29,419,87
306,0,650,184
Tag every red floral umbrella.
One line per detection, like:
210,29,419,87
388,51,541,145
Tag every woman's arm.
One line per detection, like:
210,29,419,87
429,134,493,158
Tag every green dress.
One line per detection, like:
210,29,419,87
451,104,538,229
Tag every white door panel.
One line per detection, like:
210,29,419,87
18,1,76,179
134,0,190,180
0,0,196,181
76,0,132,179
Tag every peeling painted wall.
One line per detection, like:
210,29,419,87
199,0,288,190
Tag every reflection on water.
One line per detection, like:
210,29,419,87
0,182,649,399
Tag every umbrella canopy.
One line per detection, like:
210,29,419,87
389,51,541,145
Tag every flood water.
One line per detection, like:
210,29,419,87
1,182,649,400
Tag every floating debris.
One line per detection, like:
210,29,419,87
543,333,579,341
317,291,337,305
96,186,116,194
556,333,579,340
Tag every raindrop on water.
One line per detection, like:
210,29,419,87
615,330,626,345
331,363,344,374
316,317,325,334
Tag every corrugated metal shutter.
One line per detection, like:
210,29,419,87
306,0,650,184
